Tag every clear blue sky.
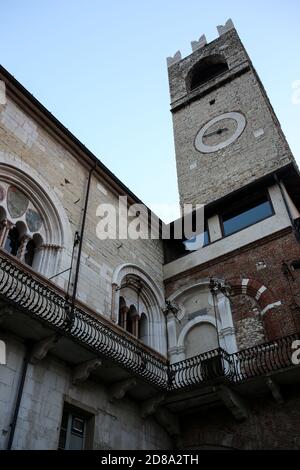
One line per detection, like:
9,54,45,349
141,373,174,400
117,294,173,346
0,1,299,222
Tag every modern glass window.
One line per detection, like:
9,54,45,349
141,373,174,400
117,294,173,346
222,195,273,237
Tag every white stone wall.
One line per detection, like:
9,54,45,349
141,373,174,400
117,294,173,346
0,93,165,327
0,333,171,450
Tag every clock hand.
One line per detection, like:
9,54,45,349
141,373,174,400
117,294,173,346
204,127,229,138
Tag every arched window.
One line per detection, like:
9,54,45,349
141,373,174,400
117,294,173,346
0,183,44,267
139,313,148,345
187,54,229,91
127,305,138,336
4,226,21,256
0,161,72,279
24,239,36,266
118,296,127,329
113,263,166,354
117,295,149,342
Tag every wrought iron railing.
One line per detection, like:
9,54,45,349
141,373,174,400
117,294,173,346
230,333,300,382
167,333,300,390
0,251,168,389
168,348,235,390
0,249,300,392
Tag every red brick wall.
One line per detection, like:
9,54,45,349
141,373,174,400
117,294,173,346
165,228,300,344
180,385,300,449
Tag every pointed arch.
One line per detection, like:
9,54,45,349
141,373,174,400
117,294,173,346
112,263,166,355
0,154,72,279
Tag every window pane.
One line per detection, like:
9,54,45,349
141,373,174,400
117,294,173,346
184,230,209,251
58,409,87,450
223,200,273,236
24,239,35,266
4,227,20,256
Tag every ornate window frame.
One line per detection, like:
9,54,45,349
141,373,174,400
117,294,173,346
0,154,72,280
111,263,166,355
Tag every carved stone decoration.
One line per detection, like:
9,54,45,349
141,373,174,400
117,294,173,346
217,18,235,37
166,51,182,67
141,394,165,419
109,378,137,403
266,377,284,404
215,384,248,420
155,406,180,437
191,34,207,52
29,334,60,365
0,304,14,323
72,358,102,385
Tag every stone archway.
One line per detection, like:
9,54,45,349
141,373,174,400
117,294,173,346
111,263,166,354
0,156,72,280
227,277,282,341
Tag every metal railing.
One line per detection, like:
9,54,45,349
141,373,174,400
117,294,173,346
0,250,300,392
0,251,168,389
167,333,300,390
168,348,235,390
230,333,300,382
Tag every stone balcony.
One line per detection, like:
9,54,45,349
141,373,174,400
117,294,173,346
1,248,300,419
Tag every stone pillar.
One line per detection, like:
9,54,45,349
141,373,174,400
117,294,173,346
0,219,13,248
17,234,31,261
111,282,118,323
37,244,61,277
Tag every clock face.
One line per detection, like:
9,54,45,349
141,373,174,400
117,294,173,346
195,112,246,153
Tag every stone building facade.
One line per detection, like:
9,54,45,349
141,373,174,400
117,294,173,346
0,19,300,450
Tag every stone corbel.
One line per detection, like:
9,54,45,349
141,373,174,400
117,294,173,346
109,378,137,403
0,304,14,324
266,376,284,404
72,358,102,385
141,394,165,419
215,384,248,421
29,334,60,365
155,406,180,437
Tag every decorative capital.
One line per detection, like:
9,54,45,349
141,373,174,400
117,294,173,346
163,300,179,317
209,278,231,297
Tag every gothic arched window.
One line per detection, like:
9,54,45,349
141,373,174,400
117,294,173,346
0,182,45,269
113,265,166,354
4,226,21,256
24,239,36,267
139,313,148,345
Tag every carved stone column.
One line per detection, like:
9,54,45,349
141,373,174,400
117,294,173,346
111,282,118,323
0,219,13,247
17,234,31,261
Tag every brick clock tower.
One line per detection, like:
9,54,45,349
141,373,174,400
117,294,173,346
167,19,296,207
164,20,300,449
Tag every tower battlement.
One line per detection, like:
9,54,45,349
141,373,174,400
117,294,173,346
166,19,295,207
167,18,235,68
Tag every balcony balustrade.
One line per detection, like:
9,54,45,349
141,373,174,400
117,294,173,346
0,249,299,393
